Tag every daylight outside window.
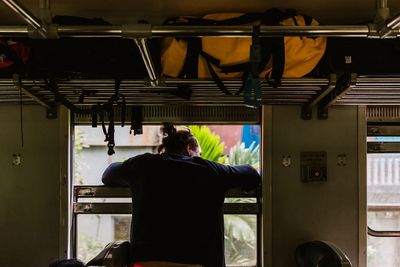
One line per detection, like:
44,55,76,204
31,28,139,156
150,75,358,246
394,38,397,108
73,124,261,266
367,136,400,267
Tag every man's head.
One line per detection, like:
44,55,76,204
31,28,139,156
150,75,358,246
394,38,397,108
158,123,201,157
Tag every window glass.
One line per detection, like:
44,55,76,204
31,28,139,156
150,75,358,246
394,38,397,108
367,136,400,142
76,214,131,263
368,143,400,266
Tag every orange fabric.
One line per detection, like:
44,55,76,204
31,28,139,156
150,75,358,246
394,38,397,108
161,13,326,80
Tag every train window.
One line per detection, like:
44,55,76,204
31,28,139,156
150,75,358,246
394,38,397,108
367,127,400,267
72,124,261,266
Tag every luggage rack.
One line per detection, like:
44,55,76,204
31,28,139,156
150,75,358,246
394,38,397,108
2,0,400,117
2,75,400,107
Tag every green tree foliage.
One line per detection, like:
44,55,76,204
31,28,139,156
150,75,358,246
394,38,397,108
188,125,225,163
78,232,105,263
74,128,89,185
188,127,260,265
225,141,260,170
224,141,260,265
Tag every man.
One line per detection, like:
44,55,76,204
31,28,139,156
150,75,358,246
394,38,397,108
102,124,261,267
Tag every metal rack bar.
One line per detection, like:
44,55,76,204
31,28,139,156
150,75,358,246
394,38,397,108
386,11,400,30
73,202,261,215
74,185,258,198
1,0,41,29
12,75,53,109
134,38,159,86
318,74,358,119
302,74,337,119
0,24,386,38
0,0,49,38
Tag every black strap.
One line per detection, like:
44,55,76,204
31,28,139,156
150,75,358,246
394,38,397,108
267,37,285,88
166,13,262,26
179,38,233,95
243,25,262,107
205,59,232,95
259,9,290,88
99,108,107,139
179,38,201,79
130,106,143,135
91,105,98,128
199,50,220,67
220,62,249,74
120,95,126,127
303,14,313,26
106,103,115,156
113,79,126,127
114,79,121,99
208,13,261,25
235,70,249,96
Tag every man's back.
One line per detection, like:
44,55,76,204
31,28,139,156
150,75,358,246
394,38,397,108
102,152,261,267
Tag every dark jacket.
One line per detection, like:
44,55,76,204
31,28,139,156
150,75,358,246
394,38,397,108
102,152,261,267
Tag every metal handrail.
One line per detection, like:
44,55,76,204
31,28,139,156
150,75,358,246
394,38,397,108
368,204,400,237
0,24,380,38
368,226,400,237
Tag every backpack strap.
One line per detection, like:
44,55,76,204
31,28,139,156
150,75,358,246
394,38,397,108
259,9,291,88
204,58,232,95
179,38,233,95
113,79,126,128
209,13,262,25
243,25,262,107
179,38,201,79
130,106,143,135
302,14,313,26
120,95,126,128
267,37,285,88
107,105,115,156
99,107,108,142
91,105,98,128
166,13,262,26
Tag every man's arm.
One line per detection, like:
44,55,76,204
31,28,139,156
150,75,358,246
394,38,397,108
222,164,261,189
101,162,130,187
205,160,261,189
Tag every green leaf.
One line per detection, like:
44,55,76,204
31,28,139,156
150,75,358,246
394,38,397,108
189,125,225,163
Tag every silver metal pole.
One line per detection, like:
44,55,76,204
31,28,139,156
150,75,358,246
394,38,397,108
386,12,400,30
39,0,51,24
1,0,41,29
134,38,159,86
1,24,399,38
30,25,373,38
39,0,50,9
374,0,390,23
0,26,29,35
151,25,371,37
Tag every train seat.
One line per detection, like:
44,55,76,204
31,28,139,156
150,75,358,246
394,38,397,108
295,240,352,267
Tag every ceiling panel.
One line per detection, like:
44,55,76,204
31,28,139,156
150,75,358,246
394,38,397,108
0,0,398,26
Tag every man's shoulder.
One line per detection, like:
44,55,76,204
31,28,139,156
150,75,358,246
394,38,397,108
125,153,158,164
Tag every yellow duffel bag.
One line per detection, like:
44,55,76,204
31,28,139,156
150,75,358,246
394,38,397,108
161,9,327,94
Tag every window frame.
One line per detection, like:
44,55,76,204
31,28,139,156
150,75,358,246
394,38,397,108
70,118,263,267
367,123,400,237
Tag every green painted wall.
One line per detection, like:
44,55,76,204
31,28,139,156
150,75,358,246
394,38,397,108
0,105,69,267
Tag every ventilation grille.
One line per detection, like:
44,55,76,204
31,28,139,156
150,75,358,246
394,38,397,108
367,106,400,121
74,105,260,124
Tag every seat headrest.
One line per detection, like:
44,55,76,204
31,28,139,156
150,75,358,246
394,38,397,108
295,240,352,267
85,240,131,267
